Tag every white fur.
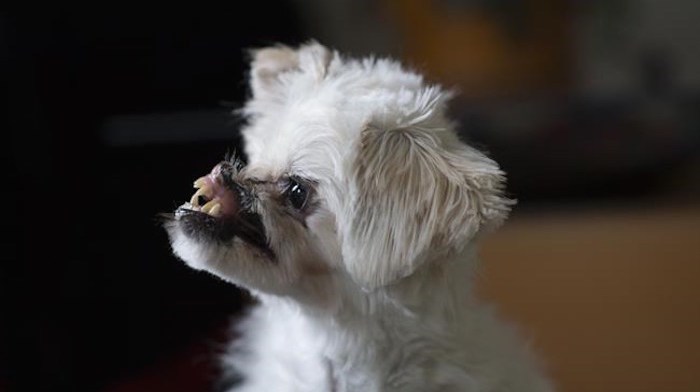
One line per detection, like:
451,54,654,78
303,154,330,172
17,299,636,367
167,42,553,391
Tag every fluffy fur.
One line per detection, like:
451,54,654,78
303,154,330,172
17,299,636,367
165,42,553,392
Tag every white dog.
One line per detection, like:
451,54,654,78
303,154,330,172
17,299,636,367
164,42,553,392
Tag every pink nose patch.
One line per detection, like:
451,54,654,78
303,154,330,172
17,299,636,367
189,163,240,217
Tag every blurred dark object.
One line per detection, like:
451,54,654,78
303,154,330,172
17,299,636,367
388,0,570,97
455,93,700,204
4,4,302,392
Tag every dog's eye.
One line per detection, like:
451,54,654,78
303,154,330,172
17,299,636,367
285,178,309,210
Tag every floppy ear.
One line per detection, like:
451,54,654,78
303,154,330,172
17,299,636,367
342,113,513,289
249,42,332,102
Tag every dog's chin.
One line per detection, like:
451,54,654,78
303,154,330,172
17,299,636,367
163,207,275,273
174,207,274,258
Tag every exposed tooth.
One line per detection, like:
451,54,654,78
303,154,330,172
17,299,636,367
190,187,210,206
193,177,208,188
209,203,222,217
201,199,220,214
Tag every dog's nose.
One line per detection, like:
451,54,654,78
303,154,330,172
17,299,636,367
214,161,250,194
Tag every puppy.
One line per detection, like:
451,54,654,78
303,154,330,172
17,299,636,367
164,42,553,392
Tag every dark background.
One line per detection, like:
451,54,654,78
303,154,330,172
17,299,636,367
3,2,699,391
3,4,304,392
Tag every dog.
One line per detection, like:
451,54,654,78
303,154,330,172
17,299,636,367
164,42,553,392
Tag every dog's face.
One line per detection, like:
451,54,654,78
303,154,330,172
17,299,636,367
165,43,511,304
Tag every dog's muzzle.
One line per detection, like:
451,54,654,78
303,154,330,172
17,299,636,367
173,161,273,257
187,161,243,217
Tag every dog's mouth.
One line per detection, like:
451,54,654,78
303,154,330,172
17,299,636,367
187,163,241,218
168,161,273,258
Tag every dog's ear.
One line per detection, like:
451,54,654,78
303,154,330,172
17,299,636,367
249,42,332,102
341,93,513,289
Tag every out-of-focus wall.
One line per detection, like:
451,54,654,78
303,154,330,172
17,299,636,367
302,0,700,98
479,205,700,392
575,0,700,95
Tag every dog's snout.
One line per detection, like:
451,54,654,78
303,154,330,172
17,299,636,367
188,162,244,218
175,159,271,255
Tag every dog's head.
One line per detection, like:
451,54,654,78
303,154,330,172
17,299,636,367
164,42,511,303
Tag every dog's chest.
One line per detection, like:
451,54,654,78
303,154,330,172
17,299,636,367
233,303,468,392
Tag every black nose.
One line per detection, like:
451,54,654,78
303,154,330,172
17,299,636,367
216,160,243,190
217,160,236,181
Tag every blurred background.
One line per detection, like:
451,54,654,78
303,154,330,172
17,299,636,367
3,1,699,391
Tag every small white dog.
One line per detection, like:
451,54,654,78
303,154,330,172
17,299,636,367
165,42,553,392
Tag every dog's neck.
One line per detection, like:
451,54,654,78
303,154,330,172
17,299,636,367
256,249,481,390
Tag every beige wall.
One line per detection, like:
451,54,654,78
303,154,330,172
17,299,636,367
478,205,700,392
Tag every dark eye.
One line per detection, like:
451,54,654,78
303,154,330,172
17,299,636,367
285,178,309,210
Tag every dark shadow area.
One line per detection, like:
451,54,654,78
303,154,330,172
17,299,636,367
3,4,302,391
